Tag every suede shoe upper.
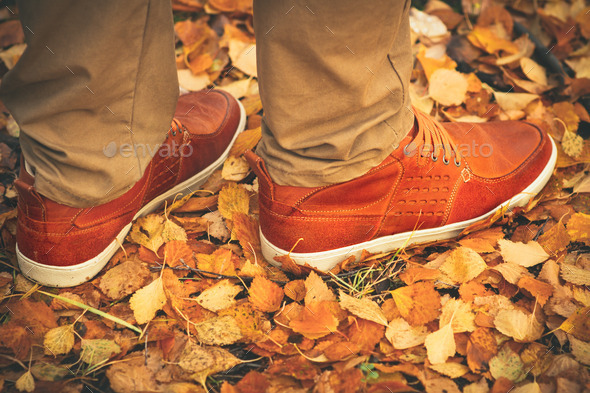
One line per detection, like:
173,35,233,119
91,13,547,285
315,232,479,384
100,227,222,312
16,90,242,267
246,109,554,254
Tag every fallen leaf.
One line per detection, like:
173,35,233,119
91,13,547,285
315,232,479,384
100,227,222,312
232,212,261,262
179,342,241,387
425,323,456,364
439,247,487,284
194,315,243,345
15,371,34,393
80,339,122,367
218,182,250,221
492,262,529,285
497,239,549,267
429,69,468,106
283,280,306,302
566,212,590,243
385,318,428,349
222,155,250,181
520,58,547,85
494,92,539,112
489,344,526,382
439,297,476,332
494,309,544,342
43,325,75,356
249,276,284,312
290,301,340,339
196,279,241,312
560,263,590,285
196,248,236,276
391,282,441,326
568,335,590,365
339,290,388,326
467,327,498,373
428,362,470,378
304,271,336,304
130,276,167,324
517,276,553,306
99,260,152,300
559,306,590,341
229,127,262,157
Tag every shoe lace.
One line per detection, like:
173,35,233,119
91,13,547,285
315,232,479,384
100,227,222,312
168,118,183,137
405,107,462,167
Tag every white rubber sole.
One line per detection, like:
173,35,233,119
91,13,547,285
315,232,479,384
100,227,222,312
17,100,247,288
261,137,558,272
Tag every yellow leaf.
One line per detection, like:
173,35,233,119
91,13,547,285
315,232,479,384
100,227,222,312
429,69,468,106
560,263,590,286
439,297,476,333
567,213,590,243
425,323,456,364
196,279,241,312
130,277,167,324
44,325,75,355
218,182,249,221
494,309,544,342
339,290,388,326
492,262,529,284
559,306,590,341
512,382,542,393
194,315,243,346
222,155,250,182
15,371,34,393
439,247,486,284
428,362,470,378
385,318,428,349
497,239,549,267
128,214,166,253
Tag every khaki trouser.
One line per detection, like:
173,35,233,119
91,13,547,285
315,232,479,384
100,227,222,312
1,0,412,207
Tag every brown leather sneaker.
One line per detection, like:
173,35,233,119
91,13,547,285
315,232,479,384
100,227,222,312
16,90,245,287
245,109,557,272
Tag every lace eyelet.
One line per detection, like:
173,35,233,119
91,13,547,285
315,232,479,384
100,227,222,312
454,158,461,167
442,156,450,165
403,144,411,155
172,131,177,136
431,154,438,162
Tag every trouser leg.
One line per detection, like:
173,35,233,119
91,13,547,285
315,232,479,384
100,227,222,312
253,0,414,187
0,0,178,207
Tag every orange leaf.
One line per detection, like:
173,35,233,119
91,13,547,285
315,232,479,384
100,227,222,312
399,266,440,285
229,127,262,157
346,318,386,353
517,276,553,306
232,212,261,261
391,282,441,326
284,280,306,302
173,194,218,213
196,248,237,276
290,301,341,339
249,276,284,313
304,271,336,304
163,240,194,269
466,327,498,373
